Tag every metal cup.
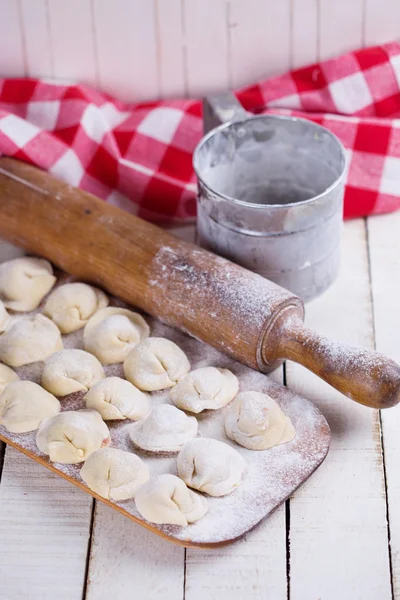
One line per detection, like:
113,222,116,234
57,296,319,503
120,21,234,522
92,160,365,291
193,93,347,301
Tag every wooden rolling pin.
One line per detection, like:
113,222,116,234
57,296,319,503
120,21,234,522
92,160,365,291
0,157,398,409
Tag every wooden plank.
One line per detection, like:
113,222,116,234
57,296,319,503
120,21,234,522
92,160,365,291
20,0,53,78
47,0,98,86
184,366,287,600
93,0,159,102
0,447,92,600
368,211,400,597
155,0,186,98
291,0,318,68
319,0,364,60
183,0,230,97
229,0,291,88
86,504,185,600
0,0,26,77
365,0,400,46
287,220,392,600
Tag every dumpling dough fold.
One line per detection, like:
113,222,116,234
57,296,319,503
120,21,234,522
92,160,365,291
42,349,105,396
84,377,151,421
36,409,110,464
224,391,295,450
170,367,238,413
129,404,197,453
0,300,10,332
177,438,246,496
80,447,150,501
0,257,56,311
0,363,19,395
135,474,208,526
0,314,63,367
84,307,149,364
124,337,190,391
43,282,109,333
0,380,60,433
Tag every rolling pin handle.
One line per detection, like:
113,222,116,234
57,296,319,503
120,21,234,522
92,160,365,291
272,316,400,410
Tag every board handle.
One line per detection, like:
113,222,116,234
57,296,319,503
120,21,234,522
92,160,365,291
270,316,400,409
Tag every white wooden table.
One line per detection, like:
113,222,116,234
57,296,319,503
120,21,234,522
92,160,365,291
0,214,399,600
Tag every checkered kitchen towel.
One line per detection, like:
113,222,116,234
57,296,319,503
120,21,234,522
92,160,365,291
1,42,400,222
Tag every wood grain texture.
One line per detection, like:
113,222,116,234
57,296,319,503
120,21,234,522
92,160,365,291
368,212,400,597
0,0,25,77
155,0,186,98
319,0,364,59
287,220,392,600
291,0,318,68
364,0,400,46
0,447,92,600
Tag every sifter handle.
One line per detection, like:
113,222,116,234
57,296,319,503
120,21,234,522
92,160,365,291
273,317,400,409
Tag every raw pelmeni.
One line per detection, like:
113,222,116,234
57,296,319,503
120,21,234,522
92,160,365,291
84,377,151,421
124,337,190,391
129,404,198,453
36,409,111,464
41,349,105,396
0,257,56,311
170,367,239,413
0,380,60,433
225,391,296,450
177,438,247,496
0,300,9,332
0,314,63,367
134,474,209,526
84,307,150,364
0,363,19,394
80,447,150,501
43,282,109,333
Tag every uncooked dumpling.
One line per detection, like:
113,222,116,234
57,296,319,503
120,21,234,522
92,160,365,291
0,300,9,332
129,404,198,453
36,409,110,464
80,447,150,501
43,282,109,333
177,438,246,497
0,257,56,311
170,367,239,413
0,363,19,394
84,377,151,421
0,314,63,367
0,380,60,433
84,307,149,364
124,337,190,391
224,391,295,450
135,474,208,526
41,349,105,396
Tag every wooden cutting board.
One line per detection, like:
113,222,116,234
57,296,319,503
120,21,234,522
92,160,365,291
0,274,330,549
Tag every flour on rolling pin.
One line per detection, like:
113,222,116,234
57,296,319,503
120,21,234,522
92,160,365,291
0,272,329,547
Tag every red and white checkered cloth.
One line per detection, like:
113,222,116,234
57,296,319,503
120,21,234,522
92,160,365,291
1,42,400,222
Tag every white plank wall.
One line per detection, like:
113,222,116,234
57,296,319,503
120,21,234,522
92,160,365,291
1,0,400,102
368,212,400,598
286,220,392,600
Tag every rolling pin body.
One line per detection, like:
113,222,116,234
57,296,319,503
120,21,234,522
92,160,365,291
0,157,398,410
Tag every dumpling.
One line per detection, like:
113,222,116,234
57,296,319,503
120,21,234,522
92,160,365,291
129,404,197,453
0,380,60,433
135,474,208,526
42,349,105,396
124,338,190,391
0,363,19,394
36,409,111,464
84,377,151,421
170,367,238,413
0,314,63,367
0,257,56,311
224,391,296,450
83,307,149,364
177,438,246,496
0,300,9,332
43,282,109,333
80,447,150,501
